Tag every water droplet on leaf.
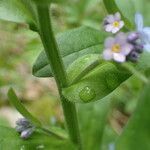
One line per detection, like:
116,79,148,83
79,86,96,102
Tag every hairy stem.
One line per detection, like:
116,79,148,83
36,4,82,149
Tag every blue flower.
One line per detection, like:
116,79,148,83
103,32,133,63
135,13,150,52
104,12,124,34
16,118,35,139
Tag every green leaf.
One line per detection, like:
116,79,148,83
62,52,150,103
67,54,100,84
103,0,134,29
8,88,41,127
32,0,65,4
0,0,36,27
63,60,131,103
78,96,111,150
32,26,106,77
0,126,76,150
115,82,150,150
136,52,150,71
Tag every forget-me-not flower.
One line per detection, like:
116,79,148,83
103,32,133,63
104,12,124,34
16,118,35,139
135,13,150,52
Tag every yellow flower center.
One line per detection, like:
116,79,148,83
113,21,120,27
112,44,121,53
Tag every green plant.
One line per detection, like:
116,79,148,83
0,0,150,150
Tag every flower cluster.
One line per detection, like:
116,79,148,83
16,118,35,139
102,12,149,63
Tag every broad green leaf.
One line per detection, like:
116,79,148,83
0,126,76,150
78,96,111,150
103,0,134,29
63,60,131,103
116,82,150,150
67,54,100,84
0,0,36,27
62,52,150,103
32,26,106,77
8,88,41,127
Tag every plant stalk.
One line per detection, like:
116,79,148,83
122,63,149,84
36,4,82,149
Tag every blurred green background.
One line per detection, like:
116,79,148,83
0,0,149,142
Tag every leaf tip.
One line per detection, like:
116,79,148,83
8,87,15,98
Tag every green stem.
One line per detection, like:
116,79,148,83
37,127,67,140
122,63,149,84
36,4,82,149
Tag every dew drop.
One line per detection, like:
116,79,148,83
79,86,96,102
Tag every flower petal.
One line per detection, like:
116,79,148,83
105,37,115,48
105,24,113,32
115,32,127,45
144,44,150,52
121,44,133,55
119,21,124,28
106,15,115,23
103,49,113,60
112,27,119,34
115,12,121,21
135,13,144,31
113,53,126,63
142,27,150,42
